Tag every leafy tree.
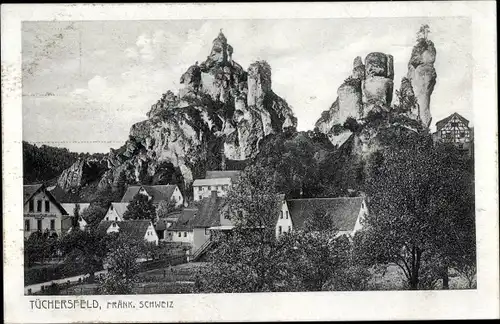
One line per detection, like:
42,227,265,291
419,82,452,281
99,234,141,294
59,228,111,282
156,199,176,219
81,204,108,229
72,203,81,229
417,24,430,41
112,170,127,200
359,132,475,290
24,232,58,267
122,193,157,223
197,229,300,293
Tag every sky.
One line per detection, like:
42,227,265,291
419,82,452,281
22,17,472,153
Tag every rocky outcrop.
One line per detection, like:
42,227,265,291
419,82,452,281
57,158,107,191
58,30,296,195
406,38,437,127
315,52,394,135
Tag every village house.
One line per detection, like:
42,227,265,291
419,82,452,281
60,203,91,231
96,219,159,246
433,112,474,156
192,170,241,202
120,184,184,208
103,202,130,222
155,213,181,241
167,208,198,244
286,196,368,238
23,184,69,239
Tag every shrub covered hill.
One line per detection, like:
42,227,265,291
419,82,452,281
30,30,438,203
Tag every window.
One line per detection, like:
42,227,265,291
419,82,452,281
45,201,50,212
106,217,109,221
199,196,202,201
205,228,210,235
112,223,116,227
50,219,55,230
460,132,465,138
37,219,42,231
280,211,283,219
288,226,291,232
451,122,458,127
37,200,42,212
115,217,118,221
178,232,181,237
286,211,289,219
178,195,181,201
184,232,187,237
458,143,464,149
28,200,34,212
237,210,243,218
278,226,282,234
25,219,30,231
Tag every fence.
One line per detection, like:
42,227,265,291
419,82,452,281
139,255,187,272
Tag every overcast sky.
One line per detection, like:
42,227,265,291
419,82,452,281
22,17,472,153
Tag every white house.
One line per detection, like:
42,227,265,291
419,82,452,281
97,220,159,245
192,178,232,202
121,185,184,208
23,184,69,239
60,203,91,231
275,194,293,238
286,196,368,238
192,170,241,202
103,202,130,222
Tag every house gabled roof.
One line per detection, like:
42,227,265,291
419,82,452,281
109,202,130,218
190,195,225,228
192,178,232,187
23,184,69,215
286,197,365,232
205,170,241,183
120,185,178,203
97,220,153,240
168,208,198,231
60,203,91,217
435,112,470,131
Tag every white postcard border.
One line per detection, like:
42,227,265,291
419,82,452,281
2,2,498,323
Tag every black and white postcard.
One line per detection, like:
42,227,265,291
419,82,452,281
2,2,498,322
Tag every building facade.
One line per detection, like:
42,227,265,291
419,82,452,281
121,185,184,208
433,112,474,155
23,184,69,239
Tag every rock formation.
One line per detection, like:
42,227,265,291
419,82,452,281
406,38,437,127
57,158,107,191
315,52,394,148
58,30,296,195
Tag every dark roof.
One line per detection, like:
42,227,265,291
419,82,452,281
23,184,69,215
97,220,153,240
121,185,178,203
286,197,365,232
435,112,470,131
205,170,241,183
24,184,43,205
169,208,198,231
96,221,115,236
190,195,224,228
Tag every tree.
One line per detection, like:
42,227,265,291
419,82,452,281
417,24,430,41
99,234,141,294
72,203,81,229
359,132,475,290
303,206,334,233
156,199,176,219
81,203,107,229
59,228,111,282
112,170,127,201
122,193,157,223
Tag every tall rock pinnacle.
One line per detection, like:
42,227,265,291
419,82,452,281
406,37,437,127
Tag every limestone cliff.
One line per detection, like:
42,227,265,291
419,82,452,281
406,38,437,127
58,30,296,195
315,52,394,149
